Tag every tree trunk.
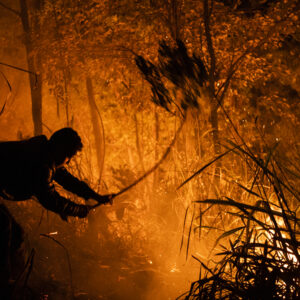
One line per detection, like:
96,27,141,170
153,109,160,191
134,113,152,210
20,0,43,135
86,76,105,182
166,0,184,40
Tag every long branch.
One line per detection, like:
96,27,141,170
0,62,36,75
93,119,185,208
40,234,74,299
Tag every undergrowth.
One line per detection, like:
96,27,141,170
178,143,300,300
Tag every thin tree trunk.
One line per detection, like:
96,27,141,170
153,109,160,191
210,105,220,156
194,111,202,157
134,113,151,210
203,0,221,185
210,103,221,186
64,76,70,126
20,0,42,135
134,114,145,172
86,76,105,182
165,0,184,40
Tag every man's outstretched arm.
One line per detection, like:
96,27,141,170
53,167,113,204
37,187,90,220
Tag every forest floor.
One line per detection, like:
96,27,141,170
4,201,196,300
27,235,193,300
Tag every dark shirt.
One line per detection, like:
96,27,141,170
0,135,98,217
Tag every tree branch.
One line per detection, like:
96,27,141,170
0,1,20,17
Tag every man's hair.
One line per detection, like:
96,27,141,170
49,128,83,165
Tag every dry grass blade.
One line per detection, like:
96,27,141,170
234,182,262,198
40,234,74,299
176,146,240,191
186,206,196,260
212,226,245,250
195,198,298,222
180,205,190,253
0,102,6,116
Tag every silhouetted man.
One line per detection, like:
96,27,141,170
0,127,113,220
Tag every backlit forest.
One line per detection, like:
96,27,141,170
0,0,299,299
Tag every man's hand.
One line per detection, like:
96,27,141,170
94,193,115,205
58,204,92,221
59,212,69,222
77,205,91,218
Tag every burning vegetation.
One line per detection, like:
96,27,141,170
0,0,299,299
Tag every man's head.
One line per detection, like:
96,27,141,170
48,128,83,167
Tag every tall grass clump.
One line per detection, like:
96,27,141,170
178,143,300,300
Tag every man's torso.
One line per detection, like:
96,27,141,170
0,135,52,200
